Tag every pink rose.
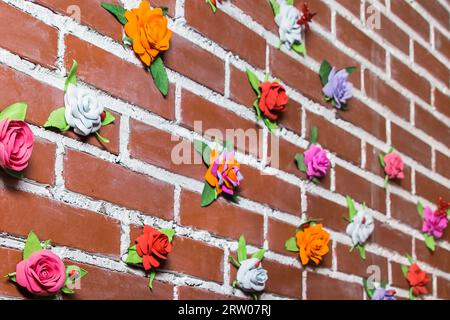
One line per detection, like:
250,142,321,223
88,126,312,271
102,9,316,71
16,250,66,296
384,152,404,180
422,206,448,239
0,118,34,172
304,144,330,180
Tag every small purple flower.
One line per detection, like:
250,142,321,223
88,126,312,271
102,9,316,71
422,206,448,239
322,67,353,108
304,144,330,180
372,288,396,300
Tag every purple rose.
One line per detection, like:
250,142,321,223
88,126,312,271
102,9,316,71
372,288,396,300
304,144,330,180
322,67,353,108
422,206,448,239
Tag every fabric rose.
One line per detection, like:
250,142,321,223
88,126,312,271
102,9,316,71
372,287,396,300
422,206,448,239
136,226,173,271
124,2,172,66
346,210,375,245
407,263,430,296
205,149,243,196
296,223,330,265
304,144,330,180
236,258,268,293
322,67,353,109
258,81,288,121
0,118,34,172
64,84,104,136
15,250,66,296
274,1,302,48
384,152,404,179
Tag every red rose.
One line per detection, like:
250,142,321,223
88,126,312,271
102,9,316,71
407,263,430,296
258,81,288,121
136,226,173,271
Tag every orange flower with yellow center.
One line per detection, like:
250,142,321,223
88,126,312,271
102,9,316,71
295,223,330,265
204,149,243,196
124,1,172,66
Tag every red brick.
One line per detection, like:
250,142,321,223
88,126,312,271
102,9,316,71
437,277,450,299
0,247,25,298
35,0,123,41
415,105,450,147
415,171,450,203
434,89,450,118
391,57,431,103
270,47,324,104
335,165,386,213
268,137,307,180
335,243,388,280
185,0,266,69
65,35,175,120
230,0,278,33
391,123,431,168
239,165,301,215
267,218,297,257
336,15,385,69
0,2,58,68
64,149,174,220
364,69,410,120
165,34,225,94
370,10,410,55
307,272,363,300
179,189,264,246
24,138,56,185
416,0,449,29
305,32,361,89
436,151,450,179
0,187,121,256
306,112,361,165
372,221,412,255
390,193,422,230
339,98,386,142
129,119,204,181
337,0,360,16
181,90,263,159
178,286,242,300
64,261,173,300
414,42,448,84
435,29,450,61
391,0,429,40
307,194,347,233
391,261,410,290
416,240,450,271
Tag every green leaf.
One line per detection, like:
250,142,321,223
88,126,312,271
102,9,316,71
309,126,318,145
232,279,237,288
6,272,16,283
42,240,52,249
401,264,409,278
206,0,217,13
0,102,28,121
237,235,247,263
246,69,261,97
228,255,241,268
251,293,259,300
150,56,169,96
251,249,266,260
285,237,299,252
122,36,133,48
194,140,211,167
61,287,75,294
223,140,234,152
161,6,168,16
253,99,262,120
2,168,24,179
357,244,366,260
201,182,216,207
65,60,78,92
319,60,333,86
160,228,175,242
380,280,388,289
95,131,110,144
347,196,357,221
294,154,307,172
101,2,128,25
263,117,278,133
268,0,280,16
405,253,414,264
148,271,156,290
363,278,375,299
44,107,70,132
345,66,357,75
285,0,294,5
126,245,143,265
101,111,115,126
23,231,43,260
384,175,389,188
423,233,436,251
378,153,385,168
292,42,306,55
417,202,424,220
409,287,415,300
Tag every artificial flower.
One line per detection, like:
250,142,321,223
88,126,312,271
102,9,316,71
383,152,404,180
236,258,268,293
346,209,375,246
259,81,288,121
436,197,450,217
297,2,316,30
304,144,330,180
422,206,448,239
275,1,302,49
135,225,173,271
372,287,396,300
407,263,430,297
205,148,243,196
322,67,353,109
295,223,330,265
124,2,172,66
0,118,34,172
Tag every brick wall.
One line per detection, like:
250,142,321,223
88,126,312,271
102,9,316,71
0,0,448,300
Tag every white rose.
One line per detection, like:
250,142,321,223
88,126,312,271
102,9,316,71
274,1,303,48
64,84,104,136
346,210,375,245
236,258,268,293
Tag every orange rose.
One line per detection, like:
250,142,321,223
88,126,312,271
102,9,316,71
124,1,172,66
296,223,330,265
